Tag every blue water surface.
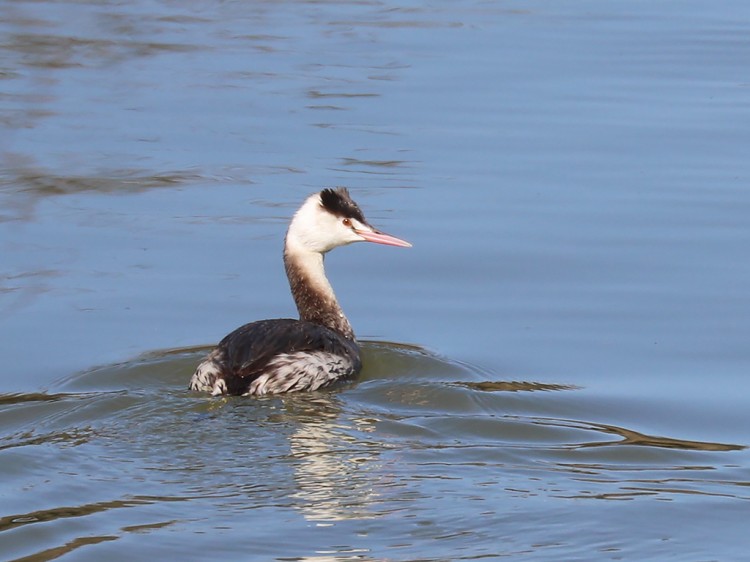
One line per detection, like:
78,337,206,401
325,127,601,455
1,1,749,560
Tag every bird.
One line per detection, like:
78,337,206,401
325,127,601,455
189,187,411,396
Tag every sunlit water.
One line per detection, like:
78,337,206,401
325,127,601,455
3,344,746,560
2,0,750,560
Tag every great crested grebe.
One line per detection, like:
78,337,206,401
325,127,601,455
189,187,411,396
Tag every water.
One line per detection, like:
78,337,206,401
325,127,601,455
2,1,749,560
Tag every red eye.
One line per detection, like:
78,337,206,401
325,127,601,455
342,218,352,227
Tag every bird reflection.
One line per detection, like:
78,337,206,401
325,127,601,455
280,393,384,522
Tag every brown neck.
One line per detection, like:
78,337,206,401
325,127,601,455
283,248,355,340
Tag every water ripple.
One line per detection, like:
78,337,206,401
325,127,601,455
0,342,746,560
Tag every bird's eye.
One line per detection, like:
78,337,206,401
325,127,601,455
342,218,352,227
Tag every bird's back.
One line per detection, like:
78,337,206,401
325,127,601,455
189,318,361,396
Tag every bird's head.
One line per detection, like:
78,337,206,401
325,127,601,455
286,187,411,254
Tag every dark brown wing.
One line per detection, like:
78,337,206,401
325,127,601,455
213,318,361,393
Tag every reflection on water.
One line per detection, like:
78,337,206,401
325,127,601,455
3,0,750,559
6,167,200,197
284,395,382,521
0,164,203,222
541,417,744,452
13,535,119,562
2,15,202,70
1,343,747,559
456,380,577,392
0,496,175,534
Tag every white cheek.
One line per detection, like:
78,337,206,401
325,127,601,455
316,215,357,252
327,223,358,248
286,196,368,253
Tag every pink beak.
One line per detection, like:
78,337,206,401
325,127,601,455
355,228,412,248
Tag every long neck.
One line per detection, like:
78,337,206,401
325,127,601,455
283,243,355,340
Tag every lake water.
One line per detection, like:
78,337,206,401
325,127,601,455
2,0,749,560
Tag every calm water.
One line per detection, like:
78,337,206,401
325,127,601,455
2,1,750,560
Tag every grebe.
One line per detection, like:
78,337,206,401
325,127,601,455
189,187,411,396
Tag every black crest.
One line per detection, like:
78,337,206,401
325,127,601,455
320,187,367,223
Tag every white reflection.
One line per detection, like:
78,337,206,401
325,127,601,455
283,394,383,522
